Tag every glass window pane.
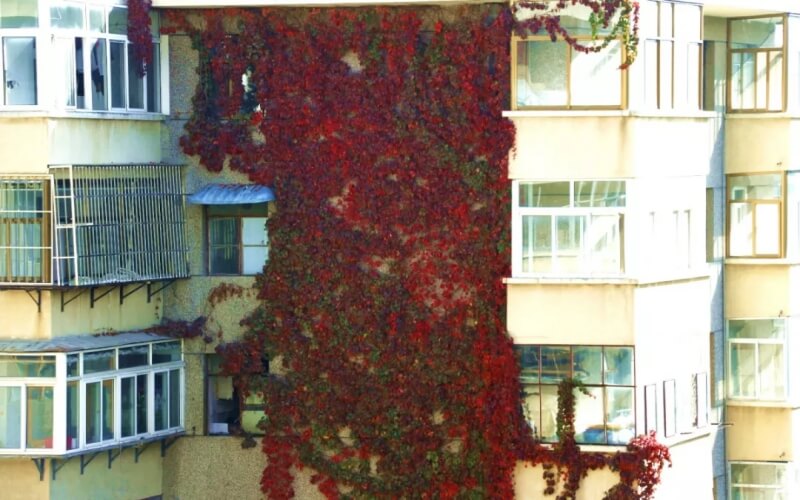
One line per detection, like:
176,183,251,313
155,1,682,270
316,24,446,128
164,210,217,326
152,341,181,364
588,215,622,274
85,381,101,444
731,52,743,110
768,51,783,111
242,246,267,275
26,386,53,449
146,43,160,112
519,182,570,208
730,343,756,398
121,377,135,437
730,174,782,200
575,386,605,444
137,374,148,435
54,38,77,107
729,202,753,256
209,218,237,245
67,381,79,449
102,379,114,441
740,52,756,109
110,41,125,108
573,347,602,385
555,215,583,274
128,44,145,109
641,1,658,38
210,247,239,275
604,347,634,385
759,344,785,399
169,369,180,428
687,43,700,110
89,6,105,32
570,41,622,106
0,386,21,448
67,354,79,377
539,385,559,442
242,217,267,245
515,41,568,107
108,6,127,35
756,52,768,110
119,345,149,369
521,215,552,274
540,346,570,384
574,181,625,207
3,37,37,105
208,370,236,435
75,38,85,109
83,349,115,374
659,1,673,37
731,463,785,486
731,17,784,49
0,0,38,28
606,387,634,445
755,203,780,255
516,346,539,384
0,356,55,377
50,3,84,29
155,372,168,431
89,38,107,111
644,40,659,108
520,385,540,439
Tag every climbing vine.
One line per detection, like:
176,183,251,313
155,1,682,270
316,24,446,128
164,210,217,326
161,4,665,499
127,0,154,76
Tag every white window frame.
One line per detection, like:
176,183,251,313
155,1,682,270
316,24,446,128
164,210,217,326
729,462,791,499
726,318,788,402
511,179,626,278
0,340,184,457
0,0,162,113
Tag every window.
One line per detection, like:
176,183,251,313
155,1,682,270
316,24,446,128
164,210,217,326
692,372,708,428
639,1,702,110
0,0,161,111
727,173,782,258
207,354,266,435
644,384,657,434
0,355,55,451
663,379,676,438
0,339,185,456
207,203,269,275
512,4,625,109
730,462,790,499
728,319,786,401
516,345,635,445
0,178,51,284
49,2,161,112
729,16,785,112
513,180,625,276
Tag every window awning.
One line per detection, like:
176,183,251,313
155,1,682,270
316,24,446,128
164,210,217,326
0,332,174,353
187,184,275,205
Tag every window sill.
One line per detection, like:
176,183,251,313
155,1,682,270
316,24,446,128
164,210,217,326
662,428,713,447
0,429,184,458
725,112,800,120
504,276,636,285
0,109,165,121
502,109,717,119
724,257,800,266
726,400,800,409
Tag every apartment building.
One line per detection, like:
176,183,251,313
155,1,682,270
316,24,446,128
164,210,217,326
0,0,797,499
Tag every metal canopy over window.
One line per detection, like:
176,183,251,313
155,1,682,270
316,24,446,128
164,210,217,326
187,184,275,205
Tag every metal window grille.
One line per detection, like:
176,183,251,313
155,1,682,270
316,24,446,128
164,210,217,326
0,177,53,285
49,164,188,287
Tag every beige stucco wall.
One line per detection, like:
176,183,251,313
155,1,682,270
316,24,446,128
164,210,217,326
726,405,795,461
0,119,49,173
506,283,634,345
0,290,53,339
0,459,50,499
0,117,162,175
725,117,800,174
509,116,714,180
725,264,793,317
49,446,164,500
48,287,164,338
514,461,618,500
654,436,714,499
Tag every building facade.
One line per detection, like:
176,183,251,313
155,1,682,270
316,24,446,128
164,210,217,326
0,0,797,498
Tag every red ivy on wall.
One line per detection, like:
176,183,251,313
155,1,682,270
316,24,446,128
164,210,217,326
128,0,154,76
164,4,664,499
